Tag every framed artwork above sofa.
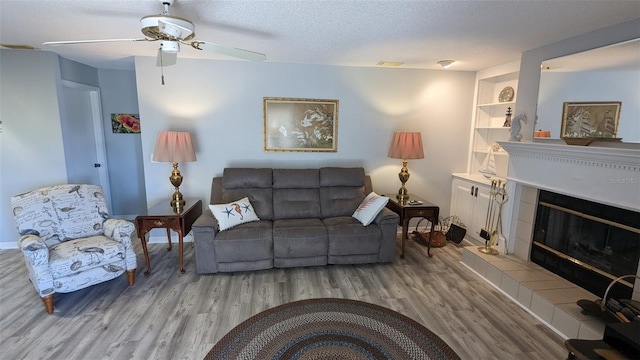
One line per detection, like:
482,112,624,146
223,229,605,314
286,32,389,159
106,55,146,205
263,97,338,152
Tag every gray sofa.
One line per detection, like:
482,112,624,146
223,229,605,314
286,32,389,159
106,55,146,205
192,167,400,274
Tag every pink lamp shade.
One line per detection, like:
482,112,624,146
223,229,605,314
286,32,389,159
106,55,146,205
153,131,197,163
388,131,424,159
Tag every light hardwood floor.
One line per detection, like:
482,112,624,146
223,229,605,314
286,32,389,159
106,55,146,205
0,235,567,360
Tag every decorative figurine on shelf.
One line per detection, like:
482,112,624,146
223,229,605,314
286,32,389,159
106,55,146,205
503,107,512,127
509,113,527,141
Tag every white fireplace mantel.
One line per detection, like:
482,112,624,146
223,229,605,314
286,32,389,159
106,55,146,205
499,141,640,212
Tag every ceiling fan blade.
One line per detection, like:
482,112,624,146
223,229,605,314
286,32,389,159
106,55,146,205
190,41,265,62
43,39,148,46
156,49,177,67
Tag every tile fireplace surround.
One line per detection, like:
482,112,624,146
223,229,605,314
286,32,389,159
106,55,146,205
463,140,639,340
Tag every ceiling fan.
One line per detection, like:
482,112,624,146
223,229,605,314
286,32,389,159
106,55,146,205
43,0,266,70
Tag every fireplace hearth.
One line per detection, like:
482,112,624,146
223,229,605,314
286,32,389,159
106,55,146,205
531,190,640,299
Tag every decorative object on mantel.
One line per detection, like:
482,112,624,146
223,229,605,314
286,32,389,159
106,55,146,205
509,113,527,141
388,131,424,202
153,131,197,213
498,86,514,102
561,101,621,141
561,136,623,146
502,107,512,127
479,180,507,255
534,129,551,138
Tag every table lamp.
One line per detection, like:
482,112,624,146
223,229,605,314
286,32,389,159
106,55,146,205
153,131,197,212
388,131,424,202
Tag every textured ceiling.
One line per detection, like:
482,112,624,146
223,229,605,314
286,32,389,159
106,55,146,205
1,0,639,71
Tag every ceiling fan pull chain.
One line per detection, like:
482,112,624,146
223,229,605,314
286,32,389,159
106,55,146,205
160,47,166,85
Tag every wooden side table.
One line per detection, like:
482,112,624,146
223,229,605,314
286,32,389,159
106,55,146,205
386,194,439,258
135,198,202,275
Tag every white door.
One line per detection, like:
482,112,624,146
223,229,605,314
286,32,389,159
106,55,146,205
59,80,112,212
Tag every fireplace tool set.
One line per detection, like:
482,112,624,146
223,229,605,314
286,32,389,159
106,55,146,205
479,180,508,255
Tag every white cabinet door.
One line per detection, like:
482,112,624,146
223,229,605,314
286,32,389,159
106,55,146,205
450,176,493,244
451,179,474,231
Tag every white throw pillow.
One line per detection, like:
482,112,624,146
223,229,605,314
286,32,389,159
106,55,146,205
352,192,389,226
209,197,260,231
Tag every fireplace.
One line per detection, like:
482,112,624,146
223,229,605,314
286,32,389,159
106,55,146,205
530,189,640,299
499,141,640,301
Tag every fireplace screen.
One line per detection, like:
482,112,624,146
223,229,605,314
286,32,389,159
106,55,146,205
532,190,640,298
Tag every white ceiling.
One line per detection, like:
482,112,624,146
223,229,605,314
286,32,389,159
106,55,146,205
1,0,639,71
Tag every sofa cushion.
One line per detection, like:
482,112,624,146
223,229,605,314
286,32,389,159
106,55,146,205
49,235,125,279
319,167,366,218
273,219,328,259
222,168,272,189
320,186,366,218
273,189,321,219
209,197,260,231
214,221,273,262
273,169,319,188
352,192,390,226
323,217,382,256
319,167,365,187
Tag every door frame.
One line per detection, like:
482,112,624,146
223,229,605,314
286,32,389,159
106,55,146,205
61,80,112,212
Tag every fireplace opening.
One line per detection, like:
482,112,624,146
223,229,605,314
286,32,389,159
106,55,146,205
531,190,640,299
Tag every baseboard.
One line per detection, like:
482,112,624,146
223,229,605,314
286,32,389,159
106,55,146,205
0,242,17,250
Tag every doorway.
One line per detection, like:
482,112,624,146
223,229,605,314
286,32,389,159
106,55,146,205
59,80,113,213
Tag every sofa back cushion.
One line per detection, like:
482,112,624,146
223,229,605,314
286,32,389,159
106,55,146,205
319,167,366,218
220,168,274,220
273,169,321,219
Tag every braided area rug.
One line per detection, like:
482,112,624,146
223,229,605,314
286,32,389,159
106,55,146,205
204,298,460,360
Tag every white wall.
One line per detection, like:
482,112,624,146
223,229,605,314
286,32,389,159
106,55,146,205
0,50,68,245
135,58,475,228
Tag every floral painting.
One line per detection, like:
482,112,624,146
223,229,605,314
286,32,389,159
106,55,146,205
111,113,141,134
263,98,338,152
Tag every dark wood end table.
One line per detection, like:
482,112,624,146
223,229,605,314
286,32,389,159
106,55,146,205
135,198,202,275
385,194,439,258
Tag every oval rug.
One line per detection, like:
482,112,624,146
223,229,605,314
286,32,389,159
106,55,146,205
205,298,460,360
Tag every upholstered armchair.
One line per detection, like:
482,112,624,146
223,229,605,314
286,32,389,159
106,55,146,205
11,184,137,314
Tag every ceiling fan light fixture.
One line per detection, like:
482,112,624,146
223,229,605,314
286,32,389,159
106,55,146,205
437,60,455,68
140,15,195,41
160,41,180,53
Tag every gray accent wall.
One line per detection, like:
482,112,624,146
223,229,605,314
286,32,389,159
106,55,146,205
98,68,146,218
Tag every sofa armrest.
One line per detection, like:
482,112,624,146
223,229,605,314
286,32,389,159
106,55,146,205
19,235,55,297
372,207,399,226
192,209,220,273
192,209,219,233
103,219,137,271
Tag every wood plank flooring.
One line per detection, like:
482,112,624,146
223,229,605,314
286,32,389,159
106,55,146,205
0,235,567,360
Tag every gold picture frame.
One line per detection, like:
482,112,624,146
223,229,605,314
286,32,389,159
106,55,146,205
560,101,621,139
263,97,338,152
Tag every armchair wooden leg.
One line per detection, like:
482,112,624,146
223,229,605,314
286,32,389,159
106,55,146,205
126,269,136,286
42,295,54,314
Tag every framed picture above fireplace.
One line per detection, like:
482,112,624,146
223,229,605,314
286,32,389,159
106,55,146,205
560,101,621,140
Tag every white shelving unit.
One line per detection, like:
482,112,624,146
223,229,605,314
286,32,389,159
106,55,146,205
450,61,520,246
468,61,519,178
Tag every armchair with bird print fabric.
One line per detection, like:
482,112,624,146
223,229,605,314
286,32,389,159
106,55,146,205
11,184,137,314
